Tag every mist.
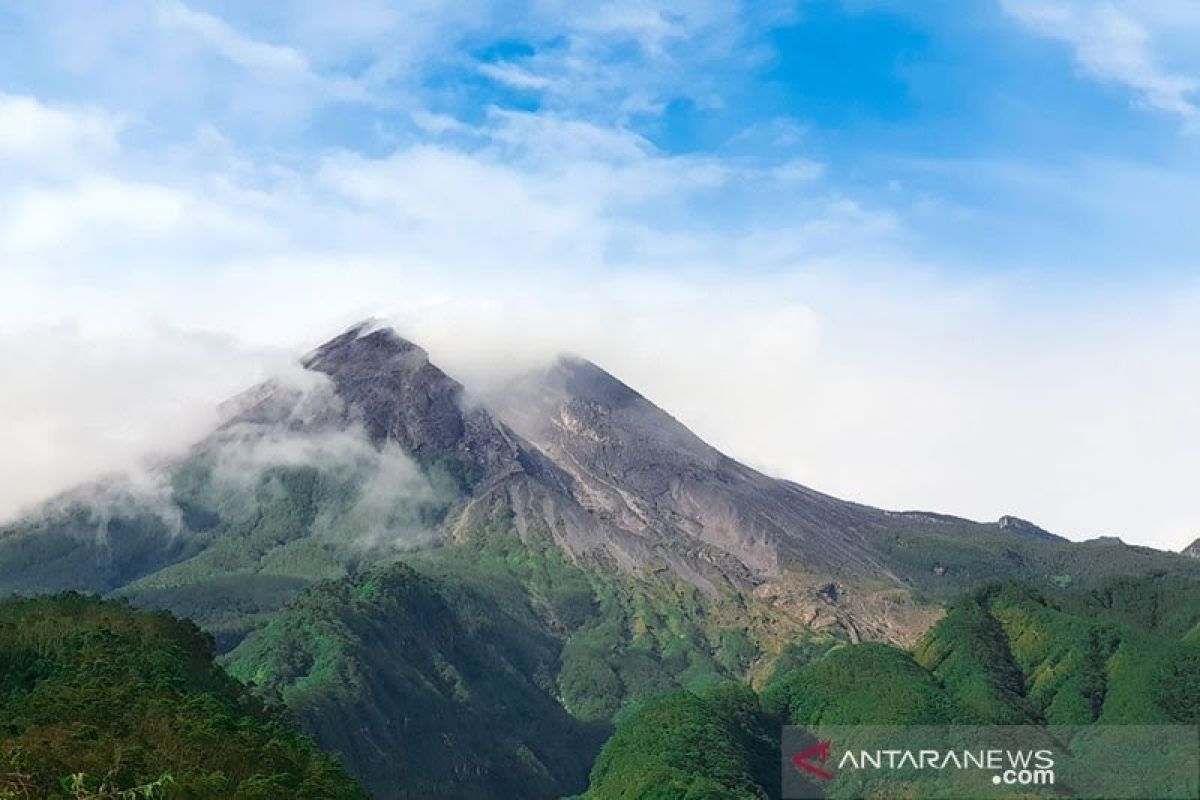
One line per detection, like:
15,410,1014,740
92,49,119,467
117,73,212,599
201,424,448,551
3,270,1197,553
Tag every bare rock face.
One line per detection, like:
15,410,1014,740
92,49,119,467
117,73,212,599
283,328,910,621
1184,538,1200,559
491,356,899,585
288,325,750,591
302,323,526,478
752,577,944,648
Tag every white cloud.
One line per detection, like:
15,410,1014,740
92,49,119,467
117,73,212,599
205,421,446,550
1003,0,1200,126
0,324,289,523
158,1,309,76
0,94,121,168
478,61,554,91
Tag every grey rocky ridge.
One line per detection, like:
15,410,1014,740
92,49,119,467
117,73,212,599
298,324,934,642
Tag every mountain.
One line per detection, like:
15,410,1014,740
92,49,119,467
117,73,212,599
2,322,1194,649
2,322,1198,798
483,351,1200,642
0,593,364,799
1184,537,1200,559
492,355,894,582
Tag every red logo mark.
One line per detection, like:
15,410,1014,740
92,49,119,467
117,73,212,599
791,740,834,781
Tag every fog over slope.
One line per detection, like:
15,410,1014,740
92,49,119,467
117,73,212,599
5,288,1199,555
5,321,1196,650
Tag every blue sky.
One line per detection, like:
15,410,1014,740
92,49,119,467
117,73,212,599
3,0,1197,273
0,1,1198,548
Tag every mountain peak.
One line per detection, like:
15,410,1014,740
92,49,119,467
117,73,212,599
548,355,644,409
300,322,481,455
1183,538,1200,559
303,321,428,374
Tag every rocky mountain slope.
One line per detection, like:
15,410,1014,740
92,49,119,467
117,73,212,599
2,322,1199,799
2,322,1197,651
491,355,896,582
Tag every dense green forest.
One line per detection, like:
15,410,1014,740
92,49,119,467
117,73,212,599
0,549,1195,798
0,594,364,800
223,525,825,799
583,683,779,800
585,577,1200,799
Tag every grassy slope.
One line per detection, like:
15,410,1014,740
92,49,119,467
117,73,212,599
0,594,364,800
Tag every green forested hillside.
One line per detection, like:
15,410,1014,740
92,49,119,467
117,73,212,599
868,517,1200,599
2,520,1196,800
225,557,603,800
0,594,364,800
0,450,462,654
222,525,833,799
583,683,778,800
763,580,1200,728
586,577,1200,799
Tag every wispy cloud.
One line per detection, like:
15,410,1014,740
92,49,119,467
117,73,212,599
158,1,310,76
156,0,370,103
1003,0,1200,127
478,61,554,91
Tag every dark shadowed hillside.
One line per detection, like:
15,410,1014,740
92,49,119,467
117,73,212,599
0,594,364,799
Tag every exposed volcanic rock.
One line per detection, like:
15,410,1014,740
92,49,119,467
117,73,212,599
491,355,899,584
280,324,753,592
997,515,1064,542
302,322,527,478
270,327,906,605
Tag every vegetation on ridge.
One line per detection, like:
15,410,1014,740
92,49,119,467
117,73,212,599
0,594,363,800
584,576,1200,799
